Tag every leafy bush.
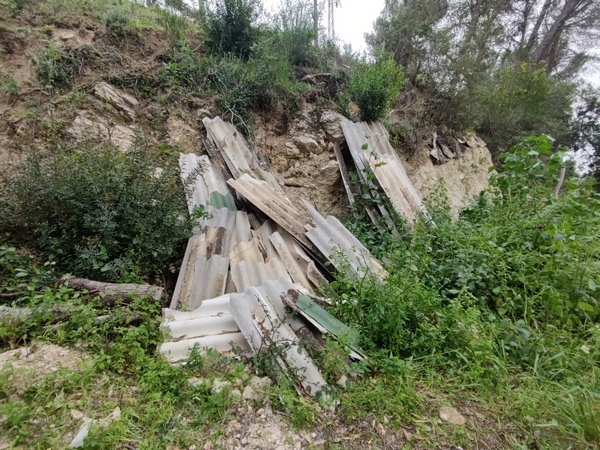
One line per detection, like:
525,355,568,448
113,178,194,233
9,0,31,17
337,135,599,382
422,136,599,326
104,7,135,37
1,143,191,282
205,0,259,60
160,40,203,90
349,55,405,122
477,63,575,153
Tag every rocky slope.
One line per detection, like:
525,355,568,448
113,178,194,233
0,5,492,222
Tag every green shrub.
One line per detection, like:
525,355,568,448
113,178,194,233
104,7,135,37
203,46,304,135
160,40,203,90
205,0,259,60
330,267,482,362
159,9,189,45
404,136,598,327
9,0,31,18
478,63,575,153
1,143,191,282
1,74,20,95
349,55,405,122
34,45,88,89
337,135,600,390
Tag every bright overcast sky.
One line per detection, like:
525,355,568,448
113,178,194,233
262,0,386,53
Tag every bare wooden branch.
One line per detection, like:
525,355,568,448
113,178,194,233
554,164,567,199
332,143,356,209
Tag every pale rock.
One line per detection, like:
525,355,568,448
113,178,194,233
404,144,492,218
250,376,273,391
319,110,346,143
56,30,76,41
292,135,320,154
167,115,202,154
242,385,257,402
93,82,138,121
152,167,164,179
439,406,466,426
52,29,94,47
70,410,84,421
284,142,301,158
0,344,86,396
230,389,242,403
68,110,136,151
242,376,272,403
211,378,232,394
110,125,137,151
317,159,340,187
188,377,208,388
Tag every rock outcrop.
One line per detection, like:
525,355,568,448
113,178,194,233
403,136,493,217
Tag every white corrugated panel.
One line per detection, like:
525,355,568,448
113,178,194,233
341,120,429,224
303,200,387,281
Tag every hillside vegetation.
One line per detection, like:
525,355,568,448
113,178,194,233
0,0,598,449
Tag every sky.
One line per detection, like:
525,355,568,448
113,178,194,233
261,0,386,53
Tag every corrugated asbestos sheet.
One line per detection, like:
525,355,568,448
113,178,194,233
302,200,388,282
160,117,394,399
229,278,332,400
161,294,249,363
228,174,316,251
203,116,283,192
341,120,429,224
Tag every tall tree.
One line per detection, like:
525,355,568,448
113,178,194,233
367,0,597,155
571,87,600,186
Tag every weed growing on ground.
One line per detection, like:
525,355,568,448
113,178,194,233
1,73,20,95
104,7,136,38
335,135,600,448
34,45,96,90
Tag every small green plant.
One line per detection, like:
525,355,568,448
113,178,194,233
160,40,203,90
269,379,319,428
272,0,317,66
341,370,421,427
159,9,189,45
349,55,405,122
9,0,31,18
34,45,86,89
2,74,20,95
104,7,135,37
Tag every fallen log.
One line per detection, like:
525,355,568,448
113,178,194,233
59,276,164,305
0,304,142,329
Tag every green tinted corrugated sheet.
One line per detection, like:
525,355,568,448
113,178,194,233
209,191,237,211
295,293,362,353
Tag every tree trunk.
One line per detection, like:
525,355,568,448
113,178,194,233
531,0,587,71
59,276,164,305
525,0,553,52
